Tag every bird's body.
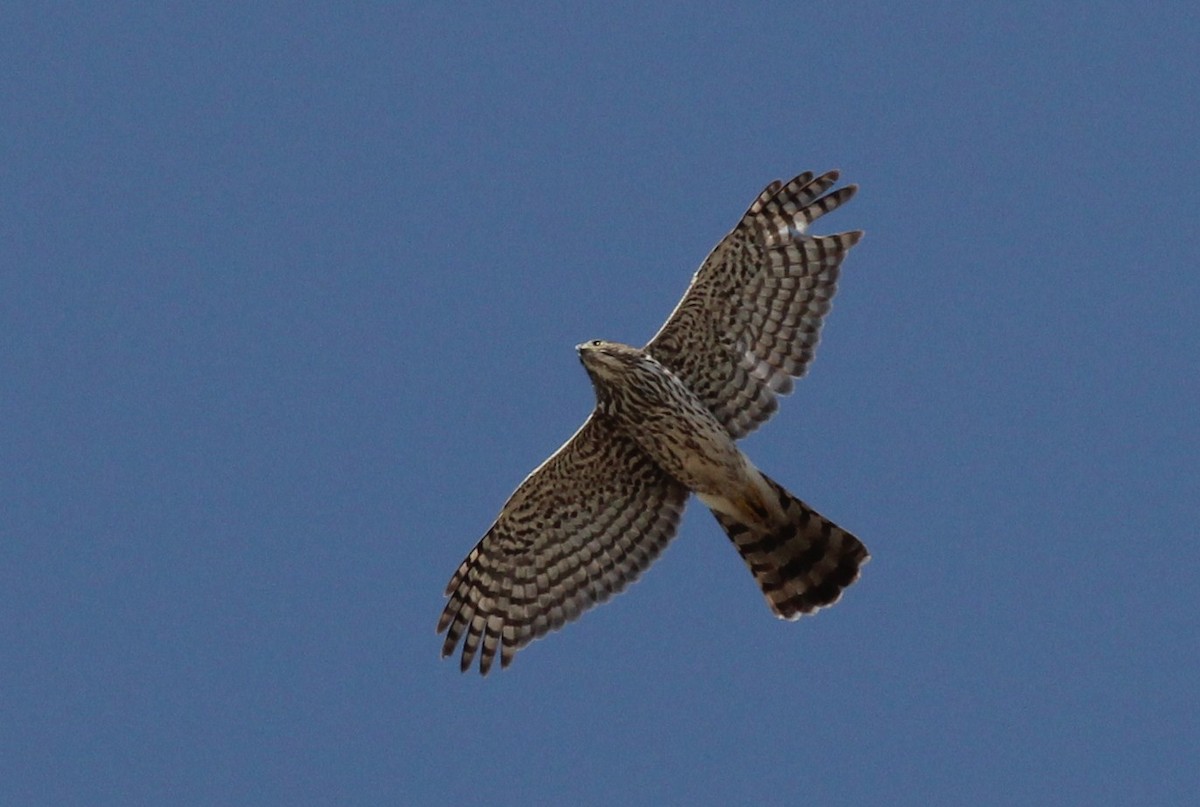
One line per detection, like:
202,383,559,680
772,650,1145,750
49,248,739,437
439,170,870,674
578,340,755,512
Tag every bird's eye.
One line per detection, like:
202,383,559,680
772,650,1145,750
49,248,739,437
591,340,602,347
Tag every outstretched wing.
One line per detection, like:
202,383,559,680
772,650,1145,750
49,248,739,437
438,413,689,674
646,170,862,439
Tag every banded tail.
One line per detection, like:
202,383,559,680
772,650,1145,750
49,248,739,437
711,474,868,619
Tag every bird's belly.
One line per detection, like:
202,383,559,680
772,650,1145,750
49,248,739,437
618,405,746,495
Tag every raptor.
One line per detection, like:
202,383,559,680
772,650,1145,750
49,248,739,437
438,171,869,674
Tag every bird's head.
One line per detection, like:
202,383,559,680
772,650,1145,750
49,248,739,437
576,339,646,386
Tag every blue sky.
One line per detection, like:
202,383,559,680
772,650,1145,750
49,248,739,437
3,2,1198,805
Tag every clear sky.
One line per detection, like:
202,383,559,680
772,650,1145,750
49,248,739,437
3,3,1198,805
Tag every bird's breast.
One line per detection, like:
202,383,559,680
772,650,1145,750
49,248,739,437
607,379,745,497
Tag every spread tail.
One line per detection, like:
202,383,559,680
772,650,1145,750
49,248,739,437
711,474,868,619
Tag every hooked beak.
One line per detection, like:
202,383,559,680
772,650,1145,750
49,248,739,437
576,341,599,369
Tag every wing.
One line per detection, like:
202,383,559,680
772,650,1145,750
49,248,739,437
646,170,862,439
437,413,689,674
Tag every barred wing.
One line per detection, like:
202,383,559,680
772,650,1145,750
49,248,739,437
646,171,862,439
438,413,689,675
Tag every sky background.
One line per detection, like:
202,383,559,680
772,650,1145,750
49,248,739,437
2,2,1198,805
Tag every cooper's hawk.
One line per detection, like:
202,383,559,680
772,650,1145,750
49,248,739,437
438,170,869,674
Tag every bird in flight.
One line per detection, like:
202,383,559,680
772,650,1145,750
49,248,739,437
438,170,869,674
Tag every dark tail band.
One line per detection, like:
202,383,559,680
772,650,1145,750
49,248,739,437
711,474,868,619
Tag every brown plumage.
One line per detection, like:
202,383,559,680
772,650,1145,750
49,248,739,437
710,474,869,619
438,170,869,674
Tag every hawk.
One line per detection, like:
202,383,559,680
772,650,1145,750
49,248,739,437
438,170,869,674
